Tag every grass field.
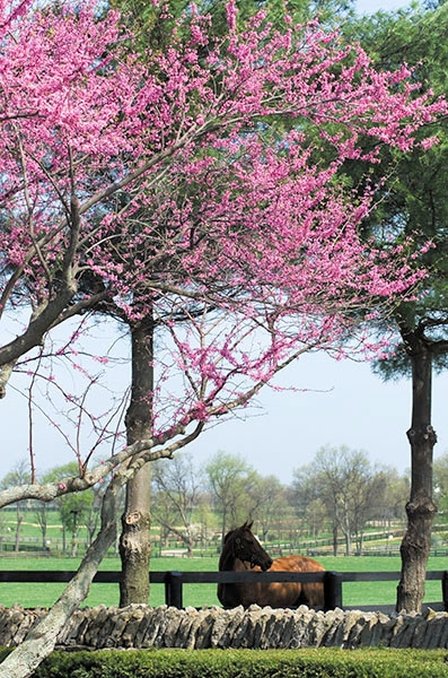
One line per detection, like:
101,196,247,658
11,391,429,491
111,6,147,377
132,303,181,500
0,554,446,609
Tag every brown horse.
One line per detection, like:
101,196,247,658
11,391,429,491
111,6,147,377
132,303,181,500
217,521,325,609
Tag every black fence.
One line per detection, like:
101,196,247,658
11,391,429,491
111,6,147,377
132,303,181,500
155,570,448,613
0,569,448,613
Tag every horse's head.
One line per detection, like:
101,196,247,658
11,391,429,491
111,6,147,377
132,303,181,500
225,521,273,571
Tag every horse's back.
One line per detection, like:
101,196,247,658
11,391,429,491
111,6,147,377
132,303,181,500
269,555,325,609
269,555,325,573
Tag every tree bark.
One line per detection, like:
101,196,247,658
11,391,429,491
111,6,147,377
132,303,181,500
119,314,153,606
397,336,437,612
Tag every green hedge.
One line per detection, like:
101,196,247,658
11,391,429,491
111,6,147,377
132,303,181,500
2,649,448,678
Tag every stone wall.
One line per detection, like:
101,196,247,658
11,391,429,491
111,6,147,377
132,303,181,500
1,604,448,650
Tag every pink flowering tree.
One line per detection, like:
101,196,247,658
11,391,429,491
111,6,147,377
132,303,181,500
0,0,446,674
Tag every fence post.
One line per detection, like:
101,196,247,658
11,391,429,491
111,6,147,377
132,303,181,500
323,571,343,611
442,571,448,612
165,571,183,608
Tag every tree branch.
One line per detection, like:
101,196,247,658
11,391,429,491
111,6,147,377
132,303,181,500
0,471,122,678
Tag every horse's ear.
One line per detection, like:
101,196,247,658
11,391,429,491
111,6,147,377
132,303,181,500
247,520,253,530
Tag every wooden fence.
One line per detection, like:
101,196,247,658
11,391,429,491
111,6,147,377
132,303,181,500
0,570,447,613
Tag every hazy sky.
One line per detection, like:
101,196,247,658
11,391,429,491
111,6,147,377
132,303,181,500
3,0,443,484
356,0,414,13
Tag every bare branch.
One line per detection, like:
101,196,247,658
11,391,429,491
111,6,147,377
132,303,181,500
0,339,309,509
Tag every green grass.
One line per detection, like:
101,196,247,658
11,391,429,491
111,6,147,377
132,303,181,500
0,554,446,609
0,556,220,608
319,555,447,608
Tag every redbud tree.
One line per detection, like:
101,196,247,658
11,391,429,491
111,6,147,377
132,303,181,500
0,0,445,674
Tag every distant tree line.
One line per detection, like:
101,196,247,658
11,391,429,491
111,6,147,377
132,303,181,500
3,446,448,558
151,447,414,557
152,447,448,558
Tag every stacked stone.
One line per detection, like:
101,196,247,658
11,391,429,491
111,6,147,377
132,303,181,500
0,605,448,650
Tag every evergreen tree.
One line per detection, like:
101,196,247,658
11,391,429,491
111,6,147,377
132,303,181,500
346,2,448,612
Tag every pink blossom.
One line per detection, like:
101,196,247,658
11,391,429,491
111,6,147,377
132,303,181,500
1,0,446,449
226,0,237,32
420,135,439,151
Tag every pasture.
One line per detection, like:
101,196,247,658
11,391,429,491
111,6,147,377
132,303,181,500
0,554,447,609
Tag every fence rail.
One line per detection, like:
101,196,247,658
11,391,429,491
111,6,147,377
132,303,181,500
0,570,447,613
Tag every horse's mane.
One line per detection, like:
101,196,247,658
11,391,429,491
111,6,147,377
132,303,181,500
220,528,238,568
222,529,237,546
222,529,234,545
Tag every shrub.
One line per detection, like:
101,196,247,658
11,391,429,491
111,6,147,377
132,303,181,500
9,648,448,678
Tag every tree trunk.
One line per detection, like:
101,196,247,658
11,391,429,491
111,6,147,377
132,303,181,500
357,531,364,556
70,528,78,558
343,526,352,556
332,521,338,556
41,508,47,550
14,507,22,553
397,339,437,612
185,531,194,557
119,315,153,606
